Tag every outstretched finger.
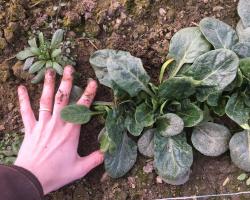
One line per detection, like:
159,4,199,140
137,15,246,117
75,151,104,178
39,69,56,124
77,80,97,108
18,85,36,133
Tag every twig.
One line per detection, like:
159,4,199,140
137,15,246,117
4,55,16,61
78,37,99,50
29,0,46,8
156,191,250,200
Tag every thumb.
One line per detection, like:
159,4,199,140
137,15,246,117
76,150,104,178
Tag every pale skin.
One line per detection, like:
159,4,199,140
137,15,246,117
14,65,104,195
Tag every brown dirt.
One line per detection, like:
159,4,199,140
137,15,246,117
1,0,250,199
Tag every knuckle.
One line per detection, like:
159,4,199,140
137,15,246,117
55,89,69,104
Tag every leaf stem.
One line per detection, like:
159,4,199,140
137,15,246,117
159,58,174,83
91,111,106,116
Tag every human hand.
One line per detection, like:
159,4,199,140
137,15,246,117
15,66,104,194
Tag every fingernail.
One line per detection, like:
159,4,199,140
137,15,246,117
18,85,26,94
64,65,74,75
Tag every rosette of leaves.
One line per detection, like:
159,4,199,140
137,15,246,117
0,132,23,165
16,29,75,83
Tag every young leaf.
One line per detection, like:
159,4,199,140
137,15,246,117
237,173,247,181
239,58,250,80
51,29,64,49
184,49,239,100
51,48,62,58
238,0,250,28
232,42,250,58
38,32,45,46
45,60,53,68
89,49,131,88
31,68,46,84
154,133,193,185
225,93,250,130
230,130,250,171
23,57,34,70
199,17,238,49
107,54,151,96
16,49,34,60
105,132,137,178
125,113,144,136
29,60,46,74
99,129,116,153
135,102,155,128
167,27,211,77
156,113,184,137
52,62,63,75
61,104,92,124
177,103,203,127
191,122,231,157
28,38,37,48
137,129,154,158
158,77,196,101
236,20,250,43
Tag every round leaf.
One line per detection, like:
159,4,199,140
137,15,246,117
137,129,155,158
199,17,238,49
161,169,191,185
60,104,92,124
191,122,231,157
156,113,184,137
230,130,250,172
135,103,155,128
125,113,144,136
232,42,250,58
238,0,250,28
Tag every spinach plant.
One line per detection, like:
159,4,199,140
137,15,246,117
16,29,75,83
60,0,249,185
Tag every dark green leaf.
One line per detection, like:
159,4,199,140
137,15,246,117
61,104,92,124
107,54,151,96
238,0,250,28
137,129,155,158
191,122,231,156
154,133,193,184
125,113,144,136
89,49,131,87
229,130,250,171
177,103,203,127
105,132,137,178
199,17,238,49
156,113,184,137
51,29,64,49
135,103,155,128
16,49,34,60
167,27,211,77
158,77,196,101
232,42,250,58
225,93,250,130
207,91,221,107
29,60,46,74
239,58,250,80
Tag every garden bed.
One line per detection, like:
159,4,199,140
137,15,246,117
1,0,250,199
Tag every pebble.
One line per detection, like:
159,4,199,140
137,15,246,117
143,161,154,174
159,8,166,16
213,6,224,12
203,0,208,3
156,176,163,184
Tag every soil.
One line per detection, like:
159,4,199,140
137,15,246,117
0,0,249,199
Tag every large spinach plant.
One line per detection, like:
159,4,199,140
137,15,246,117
61,0,249,185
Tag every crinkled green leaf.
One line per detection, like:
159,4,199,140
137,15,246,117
52,62,63,75
225,93,250,130
61,104,92,124
156,113,184,137
207,91,221,107
23,57,34,70
51,29,64,49
230,130,250,171
125,112,144,136
31,68,46,84
238,0,250,28
28,38,37,48
177,103,203,127
158,77,196,101
184,49,239,101
191,122,231,156
107,53,151,96
52,48,62,58
167,27,211,77
45,60,53,69
16,49,34,60
137,129,155,158
29,60,46,74
232,42,250,58
135,102,155,128
89,49,131,87
154,132,193,185
199,17,238,49
239,58,250,80
105,132,137,178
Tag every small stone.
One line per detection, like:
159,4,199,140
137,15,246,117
143,161,154,174
203,0,208,3
156,176,163,184
0,124,5,131
213,6,224,12
8,103,14,111
0,37,7,50
159,8,166,16
127,176,136,189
